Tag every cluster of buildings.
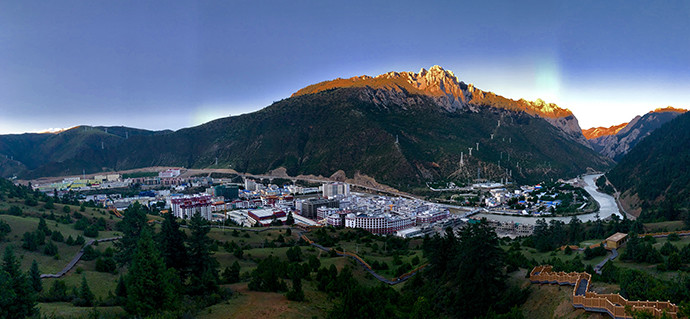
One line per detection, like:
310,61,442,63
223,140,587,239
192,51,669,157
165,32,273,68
481,184,572,216
482,219,535,238
32,168,216,193
294,192,455,236
168,180,458,237
35,168,464,237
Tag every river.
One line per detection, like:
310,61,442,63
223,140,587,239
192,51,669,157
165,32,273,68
474,174,624,225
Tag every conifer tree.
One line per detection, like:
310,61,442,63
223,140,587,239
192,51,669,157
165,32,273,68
125,229,177,316
29,260,42,293
187,212,219,295
1,247,37,318
115,202,148,265
158,212,188,273
38,217,51,236
75,276,95,307
115,275,127,305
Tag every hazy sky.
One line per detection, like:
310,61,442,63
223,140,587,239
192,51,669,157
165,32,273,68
1,1,689,134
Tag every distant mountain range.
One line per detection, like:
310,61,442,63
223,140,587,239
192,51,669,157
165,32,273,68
583,107,687,161
605,111,690,221
0,66,612,191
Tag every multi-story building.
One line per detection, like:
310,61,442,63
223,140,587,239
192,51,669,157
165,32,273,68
344,213,414,234
416,209,450,224
247,208,287,226
159,169,181,178
300,198,339,219
322,182,350,199
171,194,213,220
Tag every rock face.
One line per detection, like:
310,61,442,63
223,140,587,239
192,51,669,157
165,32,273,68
586,108,687,161
582,122,629,140
293,65,588,146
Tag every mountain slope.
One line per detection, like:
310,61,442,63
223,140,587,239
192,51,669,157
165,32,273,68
582,122,629,140
586,107,687,161
0,66,612,191
606,111,690,221
0,126,171,177
294,66,589,146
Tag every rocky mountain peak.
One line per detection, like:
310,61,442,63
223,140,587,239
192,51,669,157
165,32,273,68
291,66,583,143
651,106,687,114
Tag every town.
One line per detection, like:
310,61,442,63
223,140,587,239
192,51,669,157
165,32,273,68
28,168,606,240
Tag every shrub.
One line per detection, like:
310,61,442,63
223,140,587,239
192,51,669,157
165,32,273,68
44,240,59,256
51,231,64,242
95,257,117,273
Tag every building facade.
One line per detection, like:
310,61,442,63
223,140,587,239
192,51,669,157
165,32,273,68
171,194,213,220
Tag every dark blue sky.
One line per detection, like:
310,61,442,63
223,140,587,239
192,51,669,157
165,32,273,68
1,1,689,133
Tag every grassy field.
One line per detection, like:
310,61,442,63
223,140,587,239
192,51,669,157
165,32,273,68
0,213,120,273
643,220,686,233
1,193,426,317
610,235,690,281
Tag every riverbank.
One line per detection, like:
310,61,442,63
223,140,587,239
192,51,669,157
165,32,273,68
475,174,625,225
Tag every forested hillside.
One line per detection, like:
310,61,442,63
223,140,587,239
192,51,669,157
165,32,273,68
606,112,690,221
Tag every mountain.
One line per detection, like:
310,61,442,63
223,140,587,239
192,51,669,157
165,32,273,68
0,66,611,190
605,111,690,221
294,65,589,146
582,122,629,140
0,126,171,178
586,107,687,161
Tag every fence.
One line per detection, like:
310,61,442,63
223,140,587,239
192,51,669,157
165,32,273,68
530,265,678,319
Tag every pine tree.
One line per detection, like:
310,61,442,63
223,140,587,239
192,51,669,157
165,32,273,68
37,217,51,236
29,260,42,293
115,202,148,265
74,276,95,307
1,246,37,318
125,229,177,316
286,276,304,301
21,232,38,251
115,275,127,305
187,212,219,295
410,296,434,319
286,211,295,225
158,212,188,273
222,261,241,284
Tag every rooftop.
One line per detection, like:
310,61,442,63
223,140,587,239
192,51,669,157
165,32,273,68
606,232,627,242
